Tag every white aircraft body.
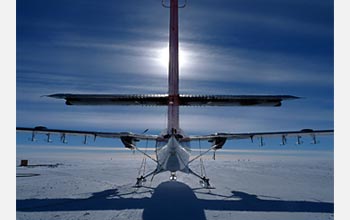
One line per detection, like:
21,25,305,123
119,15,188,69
17,0,333,188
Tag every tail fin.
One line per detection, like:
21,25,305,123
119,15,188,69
167,0,180,134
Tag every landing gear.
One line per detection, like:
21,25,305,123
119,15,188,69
170,172,177,181
199,176,211,188
135,176,147,187
189,168,214,189
134,168,160,188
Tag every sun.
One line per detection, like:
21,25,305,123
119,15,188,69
158,47,169,68
157,47,188,69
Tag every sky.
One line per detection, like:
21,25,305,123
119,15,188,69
16,0,334,150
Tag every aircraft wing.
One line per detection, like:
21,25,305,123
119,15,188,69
187,129,334,146
16,126,159,141
48,94,299,107
16,126,162,161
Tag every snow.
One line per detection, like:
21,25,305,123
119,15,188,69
16,150,333,220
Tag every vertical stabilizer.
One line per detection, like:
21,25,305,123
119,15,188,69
167,0,180,134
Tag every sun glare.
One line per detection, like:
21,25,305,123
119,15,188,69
157,47,188,69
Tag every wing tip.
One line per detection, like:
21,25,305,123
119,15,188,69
46,93,69,99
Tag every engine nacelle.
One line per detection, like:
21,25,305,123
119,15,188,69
121,136,139,149
209,137,227,150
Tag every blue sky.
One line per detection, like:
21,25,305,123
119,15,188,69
16,0,334,150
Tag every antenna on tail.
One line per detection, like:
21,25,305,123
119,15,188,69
162,0,187,8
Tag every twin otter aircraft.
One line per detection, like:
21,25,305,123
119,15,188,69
17,0,333,188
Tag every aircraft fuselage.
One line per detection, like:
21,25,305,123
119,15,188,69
156,135,191,173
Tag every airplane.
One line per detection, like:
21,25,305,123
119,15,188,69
16,0,333,188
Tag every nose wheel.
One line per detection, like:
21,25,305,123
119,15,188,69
170,172,177,181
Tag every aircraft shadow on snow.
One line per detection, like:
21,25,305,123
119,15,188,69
17,181,333,220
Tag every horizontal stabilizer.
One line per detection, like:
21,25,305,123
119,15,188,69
48,94,169,106
178,94,298,106
48,94,299,107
